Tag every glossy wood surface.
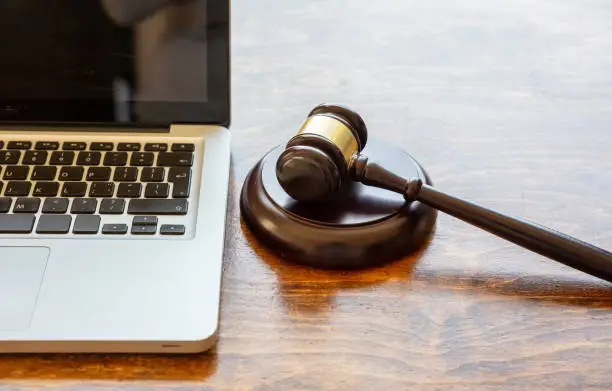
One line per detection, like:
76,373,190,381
2,0,612,389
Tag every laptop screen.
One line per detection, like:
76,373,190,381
0,0,229,127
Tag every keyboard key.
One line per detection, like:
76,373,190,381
63,142,87,151
114,167,138,182
86,167,111,181
157,152,193,167
172,180,191,198
145,143,168,152
133,216,158,226
71,198,98,214
132,225,157,235
13,198,40,213
117,143,141,151
160,225,186,236
4,181,31,196
141,167,165,182
0,151,21,164
33,182,60,197
103,152,128,166
89,182,115,197
90,142,114,151
0,215,36,233
145,183,169,198
22,151,48,165
99,199,125,214
59,167,84,181
36,215,72,234
168,167,191,182
3,166,30,180
128,199,188,215
77,151,102,166
0,197,11,213
42,198,69,214
31,166,57,181
73,215,101,234
49,151,75,165
102,224,128,235
130,152,154,167
7,141,31,150
172,143,195,152
35,141,59,151
168,167,191,198
61,182,87,197
117,183,142,198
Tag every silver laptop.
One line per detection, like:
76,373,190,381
0,0,230,353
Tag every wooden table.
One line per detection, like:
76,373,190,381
2,0,612,389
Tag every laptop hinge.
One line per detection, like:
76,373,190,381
0,124,170,133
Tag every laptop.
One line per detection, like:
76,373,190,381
0,0,230,353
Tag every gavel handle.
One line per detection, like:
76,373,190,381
350,155,612,283
417,184,612,283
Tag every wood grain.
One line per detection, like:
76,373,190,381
2,0,612,389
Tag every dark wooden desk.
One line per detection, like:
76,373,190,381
2,0,612,389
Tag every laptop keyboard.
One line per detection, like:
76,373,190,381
0,140,195,237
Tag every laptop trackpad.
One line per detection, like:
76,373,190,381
0,247,49,331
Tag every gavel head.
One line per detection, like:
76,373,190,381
275,103,368,202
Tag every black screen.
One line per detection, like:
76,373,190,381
0,0,229,126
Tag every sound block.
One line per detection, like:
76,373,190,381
240,138,438,269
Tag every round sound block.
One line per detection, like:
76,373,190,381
240,138,438,269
